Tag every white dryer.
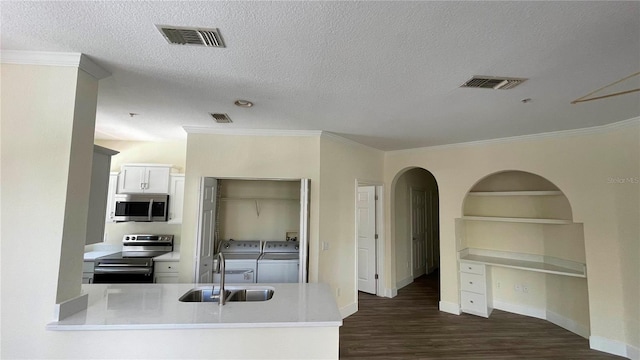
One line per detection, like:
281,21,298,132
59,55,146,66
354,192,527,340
257,241,300,283
214,240,261,283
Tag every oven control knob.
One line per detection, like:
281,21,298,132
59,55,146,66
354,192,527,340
131,236,136,240
125,236,130,240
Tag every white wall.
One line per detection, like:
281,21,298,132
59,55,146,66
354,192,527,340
384,120,639,351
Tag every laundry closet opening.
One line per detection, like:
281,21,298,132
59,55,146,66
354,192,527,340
195,178,310,284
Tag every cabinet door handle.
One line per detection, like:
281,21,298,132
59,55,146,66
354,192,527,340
470,300,474,304
469,281,473,284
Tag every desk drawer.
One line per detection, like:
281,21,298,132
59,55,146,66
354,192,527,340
461,290,487,315
155,261,178,273
460,272,486,294
459,262,485,275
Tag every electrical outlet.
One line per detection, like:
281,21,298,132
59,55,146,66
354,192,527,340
515,284,522,292
496,281,501,289
322,242,329,251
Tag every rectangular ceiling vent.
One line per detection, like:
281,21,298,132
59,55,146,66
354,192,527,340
156,25,225,47
210,113,232,123
461,76,527,90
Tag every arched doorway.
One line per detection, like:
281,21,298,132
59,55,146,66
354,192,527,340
392,167,440,298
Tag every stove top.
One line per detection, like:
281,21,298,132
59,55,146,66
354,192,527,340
97,251,171,260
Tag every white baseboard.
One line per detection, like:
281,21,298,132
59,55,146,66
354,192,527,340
493,300,545,320
396,276,413,290
439,301,461,315
546,309,590,339
53,293,88,321
590,336,629,358
340,302,358,319
627,344,640,360
383,287,398,298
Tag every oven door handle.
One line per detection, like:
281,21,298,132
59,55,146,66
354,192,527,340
94,267,153,275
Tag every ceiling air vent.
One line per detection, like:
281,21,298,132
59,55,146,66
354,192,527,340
210,113,232,123
461,76,527,90
156,25,225,47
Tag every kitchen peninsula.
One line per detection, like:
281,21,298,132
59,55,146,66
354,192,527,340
47,283,342,359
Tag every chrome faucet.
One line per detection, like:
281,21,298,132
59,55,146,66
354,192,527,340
216,252,226,305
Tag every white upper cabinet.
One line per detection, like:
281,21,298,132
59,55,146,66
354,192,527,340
118,164,171,194
168,174,185,224
105,172,119,222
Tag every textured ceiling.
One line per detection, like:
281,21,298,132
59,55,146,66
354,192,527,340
2,1,639,150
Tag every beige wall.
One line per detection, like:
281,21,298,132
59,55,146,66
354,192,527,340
384,121,639,348
1,64,98,356
318,136,384,312
180,133,321,283
93,140,186,246
95,139,187,172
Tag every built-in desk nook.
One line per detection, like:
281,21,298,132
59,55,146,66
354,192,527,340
456,170,590,338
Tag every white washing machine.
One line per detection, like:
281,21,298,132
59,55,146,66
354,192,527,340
257,241,300,283
214,240,261,283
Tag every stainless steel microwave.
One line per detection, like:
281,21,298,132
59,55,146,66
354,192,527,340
113,194,169,222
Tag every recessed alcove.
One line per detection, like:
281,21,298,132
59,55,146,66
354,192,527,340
456,170,590,338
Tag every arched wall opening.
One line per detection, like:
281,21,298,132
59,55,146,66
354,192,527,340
391,167,440,298
457,170,590,338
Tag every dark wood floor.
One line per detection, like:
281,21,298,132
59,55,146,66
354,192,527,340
340,271,621,359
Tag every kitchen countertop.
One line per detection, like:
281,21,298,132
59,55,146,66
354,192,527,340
47,283,342,331
153,252,180,261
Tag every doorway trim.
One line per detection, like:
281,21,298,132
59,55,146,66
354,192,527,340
355,179,385,299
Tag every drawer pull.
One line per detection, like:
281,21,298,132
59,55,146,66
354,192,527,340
468,267,472,270
469,281,473,284
470,300,474,304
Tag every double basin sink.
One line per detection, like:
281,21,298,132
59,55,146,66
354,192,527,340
179,285,274,303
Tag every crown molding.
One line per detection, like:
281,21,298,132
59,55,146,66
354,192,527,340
182,126,323,137
0,50,110,80
389,117,640,154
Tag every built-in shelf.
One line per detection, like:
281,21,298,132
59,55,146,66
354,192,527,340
462,216,572,224
459,248,586,278
468,191,563,196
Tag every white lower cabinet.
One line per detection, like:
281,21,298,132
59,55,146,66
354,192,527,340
154,261,179,283
459,261,492,317
82,261,94,284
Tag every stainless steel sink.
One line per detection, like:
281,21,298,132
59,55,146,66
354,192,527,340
179,286,274,303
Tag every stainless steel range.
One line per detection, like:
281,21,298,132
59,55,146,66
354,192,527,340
93,234,174,284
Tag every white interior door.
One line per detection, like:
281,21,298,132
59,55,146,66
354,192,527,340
196,177,217,283
299,179,310,283
357,185,376,294
411,188,427,278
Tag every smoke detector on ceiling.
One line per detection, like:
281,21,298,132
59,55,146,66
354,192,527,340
156,25,225,47
461,76,528,90
210,113,232,123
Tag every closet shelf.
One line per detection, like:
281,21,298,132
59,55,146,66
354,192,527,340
462,216,572,224
459,248,586,278
467,191,563,196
